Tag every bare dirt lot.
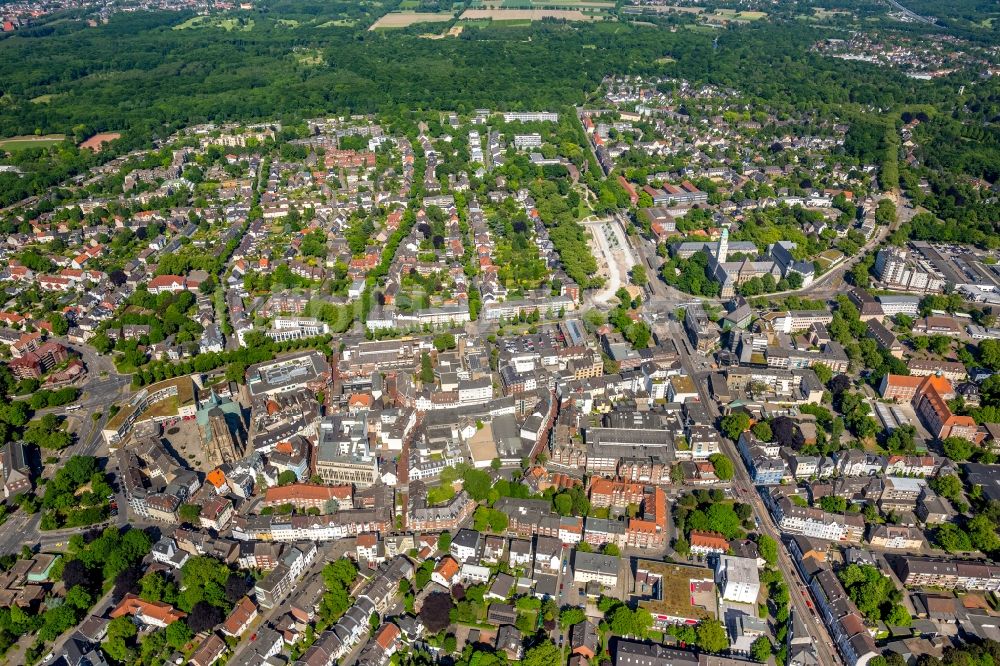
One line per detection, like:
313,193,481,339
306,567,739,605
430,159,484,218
80,132,122,152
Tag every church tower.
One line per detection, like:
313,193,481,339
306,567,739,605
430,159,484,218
717,226,729,264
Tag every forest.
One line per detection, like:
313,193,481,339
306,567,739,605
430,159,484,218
0,12,959,144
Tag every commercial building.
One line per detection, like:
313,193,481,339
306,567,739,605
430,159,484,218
244,351,331,398
314,416,380,487
714,555,760,605
102,376,198,447
573,551,620,587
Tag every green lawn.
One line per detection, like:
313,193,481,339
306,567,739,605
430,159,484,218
0,134,66,150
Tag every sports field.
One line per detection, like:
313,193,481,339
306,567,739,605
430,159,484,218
80,132,121,152
0,134,65,150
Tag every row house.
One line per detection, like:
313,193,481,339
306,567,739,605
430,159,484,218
767,493,864,542
254,543,318,609
809,568,879,666
891,556,1000,591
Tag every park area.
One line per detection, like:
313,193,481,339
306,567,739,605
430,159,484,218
173,15,255,30
0,134,65,151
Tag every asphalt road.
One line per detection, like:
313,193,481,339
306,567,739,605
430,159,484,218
664,318,843,666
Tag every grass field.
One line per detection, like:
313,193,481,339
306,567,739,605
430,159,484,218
293,48,326,65
0,134,66,150
317,18,357,27
459,8,602,21
369,11,455,29
173,16,254,31
469,0,614,8
812,8,851,18
706,8,766,22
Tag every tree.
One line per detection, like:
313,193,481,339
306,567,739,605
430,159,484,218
705,503,743,539
420,592,452,633
166,620,194,649
65,584,93,610
631,264,647,286
756,534,778,566
771,416,804,449
178,503,201,523
720,412,751,440
47,313,70,336
437,531,453,551
224,573,250,605
934,523,973,552
415,560,434,589
186,601,224,633
608,605,652,637
696,619,729,653
968,514,1000,554
819,496,848,513
929,474,963,501
462,469,492,501
885,604,911,627
829,374,851,395
277,470,298,486
420,352,434,384
524,641,561,666
709,453,734,481
560,607,586,629
62,559,91,591
553,492,573,516
750,636,772,662
942,437,974,462
751,421,772,442
674,537,690,556
433,333,457,352
112,564,144,602
602,543,621,557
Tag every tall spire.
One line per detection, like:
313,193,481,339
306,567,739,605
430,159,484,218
718,226,729,264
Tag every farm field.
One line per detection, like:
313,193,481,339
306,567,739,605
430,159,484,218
620,5,703,14
0,134,66,150
369,11,456,29
469,0,614,6
459,8,603,21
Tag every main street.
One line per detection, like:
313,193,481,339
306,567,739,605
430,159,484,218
661,317,843,666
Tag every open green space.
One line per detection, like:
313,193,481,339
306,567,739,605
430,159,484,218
0,134,65,150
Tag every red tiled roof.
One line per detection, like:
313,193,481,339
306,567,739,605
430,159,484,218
110,594,186,625
222,596,257,636
265,484,352,503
